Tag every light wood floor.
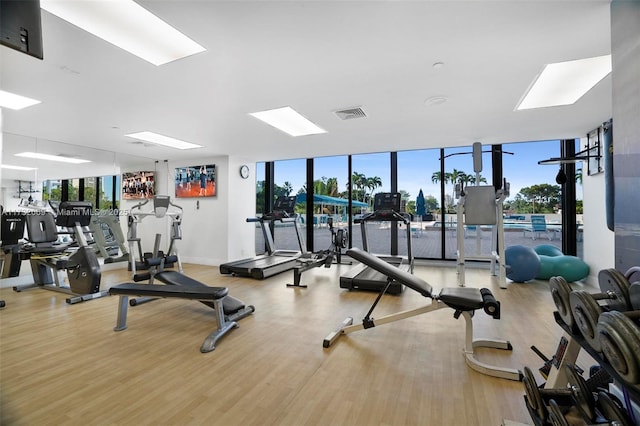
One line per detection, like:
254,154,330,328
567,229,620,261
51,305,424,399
0,261,599,425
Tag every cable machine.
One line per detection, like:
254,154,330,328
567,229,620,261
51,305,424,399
127,195,183,278
455,142,509,289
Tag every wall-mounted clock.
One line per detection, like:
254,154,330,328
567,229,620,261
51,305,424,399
239,165,250,179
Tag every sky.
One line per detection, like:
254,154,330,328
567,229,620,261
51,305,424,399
263,140,583,204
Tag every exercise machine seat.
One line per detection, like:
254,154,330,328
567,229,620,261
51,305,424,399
155,270,205,288
24,213,70,254
438,287,484,311
109,283,228,300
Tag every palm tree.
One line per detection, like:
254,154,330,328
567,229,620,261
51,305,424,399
364,176,382,207
467,174,487,186
351,172,366,201
431,171,448,186
448,168,467,202
283,181,293,196
325,177,339,197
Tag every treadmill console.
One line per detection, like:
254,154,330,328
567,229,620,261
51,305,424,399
374,193,401,212
270,196,297,220
363,192,405,222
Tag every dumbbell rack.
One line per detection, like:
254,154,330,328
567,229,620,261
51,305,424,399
524,311,640,425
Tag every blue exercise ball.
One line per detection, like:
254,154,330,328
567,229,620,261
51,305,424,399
505,245,541,283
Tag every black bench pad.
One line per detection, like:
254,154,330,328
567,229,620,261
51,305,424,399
438,287,484,311
109,283,228,300
155,271,207,288
147,271,247,316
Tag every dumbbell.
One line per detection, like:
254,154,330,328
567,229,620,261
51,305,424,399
525,364,634,426
547,391,634,426
596,390,635,426
568,269,632,351
546,399,570,426
551,270,631,331
597,309,640,385
523,364,595,422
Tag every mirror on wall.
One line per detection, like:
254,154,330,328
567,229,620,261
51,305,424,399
1,132,156,210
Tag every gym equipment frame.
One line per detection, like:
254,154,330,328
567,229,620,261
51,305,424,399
109,283,239,353
127,195,183,277
13,201,107,304
339,192,413,294
454,143,509,289
324,247,523,381
220,196,305,280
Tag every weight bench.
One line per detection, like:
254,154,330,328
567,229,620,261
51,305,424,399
109,282,250,353
151,270,255,323
324,247,523,381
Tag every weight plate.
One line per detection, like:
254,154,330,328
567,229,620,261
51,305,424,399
548,399,570,426
597,311,640,385
570,291,603,351
598,269,631,311
630,283,640,311
523,366,546,420
596,391,633,426
550,276,574,327
566,363,595,421
625,266,640,283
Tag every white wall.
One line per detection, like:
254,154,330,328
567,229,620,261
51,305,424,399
118,156,256,267
581,138,615,285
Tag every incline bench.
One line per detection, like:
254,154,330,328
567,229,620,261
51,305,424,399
109,272,254,352
324,247,523,381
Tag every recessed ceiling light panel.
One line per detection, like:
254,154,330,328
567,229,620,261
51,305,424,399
15,152,90,164
516,55,611,110
1,164,38,171
125,131,203,150
249,106,327,137
0,90,41,110
40,0,206,66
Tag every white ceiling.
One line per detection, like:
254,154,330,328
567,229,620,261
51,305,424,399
1,0,613,182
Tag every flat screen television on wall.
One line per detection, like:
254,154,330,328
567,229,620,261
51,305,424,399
175,164,216,198
122,171,155,200
0,0,44,60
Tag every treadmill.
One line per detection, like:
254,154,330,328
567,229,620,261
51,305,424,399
340,193,413,294
220,196,304,280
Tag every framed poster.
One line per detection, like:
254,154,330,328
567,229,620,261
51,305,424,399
175,164,216,198
122,171,155,199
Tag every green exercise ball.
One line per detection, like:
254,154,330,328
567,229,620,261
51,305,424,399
553,256,590,283
534,244,563,257
536,255,557,280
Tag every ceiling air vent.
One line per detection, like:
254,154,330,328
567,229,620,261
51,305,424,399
334,107,367,121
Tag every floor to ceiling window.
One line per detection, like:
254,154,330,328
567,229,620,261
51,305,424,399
312,156,349,253
441,145,495,259
350,152,390,254
253,139,579,261
501,140,582,258
265,159,306,253
397,149,442,259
